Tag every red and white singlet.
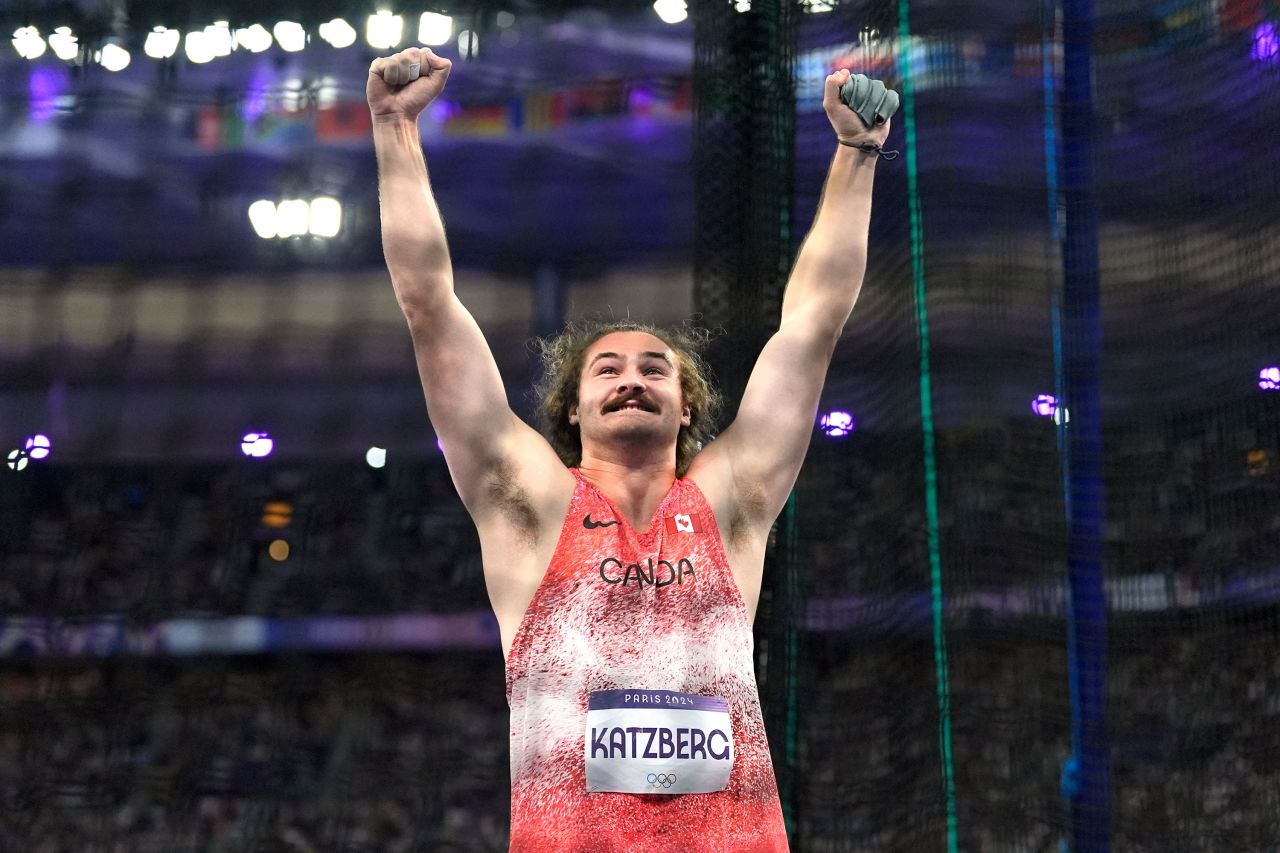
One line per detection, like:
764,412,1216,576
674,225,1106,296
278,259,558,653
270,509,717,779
505,469,789,851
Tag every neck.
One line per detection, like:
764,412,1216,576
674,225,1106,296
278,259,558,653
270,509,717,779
576,449,678,532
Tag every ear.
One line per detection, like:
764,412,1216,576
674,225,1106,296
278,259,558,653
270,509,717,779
568,402,580,426
680,404,692,428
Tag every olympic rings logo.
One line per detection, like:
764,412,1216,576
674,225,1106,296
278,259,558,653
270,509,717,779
646,773,677,789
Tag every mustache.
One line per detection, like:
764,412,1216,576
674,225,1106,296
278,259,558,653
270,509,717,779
604,394,656,413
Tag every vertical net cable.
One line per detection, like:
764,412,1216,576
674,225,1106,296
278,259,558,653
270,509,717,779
893,0,963,843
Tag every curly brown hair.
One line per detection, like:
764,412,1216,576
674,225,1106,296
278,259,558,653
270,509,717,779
533,319,722,477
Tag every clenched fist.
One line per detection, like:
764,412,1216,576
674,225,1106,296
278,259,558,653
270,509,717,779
367,47,452,120
822,68,891,148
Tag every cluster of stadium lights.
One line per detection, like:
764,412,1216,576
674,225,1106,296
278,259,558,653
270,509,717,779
9,12,469,71
241,431,391,469
651,0,835,24
248,197,342,240
1032,394,1071,425
8,367,1278,472
9,2,850,71
1027,367,1280,421
6,435,51,471
13,2,1274,71
821,366,1280,440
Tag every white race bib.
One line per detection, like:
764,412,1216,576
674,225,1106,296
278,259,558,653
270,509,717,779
584,689,734,795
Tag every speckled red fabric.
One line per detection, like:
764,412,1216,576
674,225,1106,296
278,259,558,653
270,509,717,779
505,470,789,852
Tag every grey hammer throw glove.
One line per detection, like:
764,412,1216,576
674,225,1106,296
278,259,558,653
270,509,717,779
839,74,900,126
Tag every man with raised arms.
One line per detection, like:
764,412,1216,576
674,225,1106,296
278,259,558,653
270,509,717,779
368,46,891,852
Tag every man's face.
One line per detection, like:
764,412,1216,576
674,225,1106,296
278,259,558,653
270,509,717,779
568,331,691,453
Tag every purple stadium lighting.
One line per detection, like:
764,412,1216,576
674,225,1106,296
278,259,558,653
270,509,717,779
1260,366,1280,391
628,87,655,114
1032,394,1059,417
242,66,273,123
240,432,275,458
819,410,855,438
29,68,60,122
427,98,460,124
24,434,51,460
1253,22,1278,64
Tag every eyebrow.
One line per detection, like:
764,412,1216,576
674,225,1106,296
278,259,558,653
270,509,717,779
587,351,674,367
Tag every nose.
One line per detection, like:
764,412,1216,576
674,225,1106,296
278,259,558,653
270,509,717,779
617,377,645,394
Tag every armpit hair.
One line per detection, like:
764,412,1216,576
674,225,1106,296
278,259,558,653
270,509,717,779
729,479,769,548
485,461,539,547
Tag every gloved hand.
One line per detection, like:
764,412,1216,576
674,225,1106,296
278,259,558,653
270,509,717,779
839,73,899,127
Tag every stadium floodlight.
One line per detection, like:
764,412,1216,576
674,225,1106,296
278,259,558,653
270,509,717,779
819,410,855,438
97,42,130,72
234,23,272,53
652,0,688,25
275,199,309,238
248,200,278,239
1032,393,1058,417
419,12,452,46
204,22,232,57
184,30,214,63
803,0,837,11
144,26,179,59
273,21,306,52
24,435,51,460
240,432,274,458
49,27,78,61
366,447,387,468
6,448,29,472
1259,366,1280,391
458,29,478,59
735,0,752,12
308,197,342,238
367,11,403,49
12,27,47,60
319,18,357,48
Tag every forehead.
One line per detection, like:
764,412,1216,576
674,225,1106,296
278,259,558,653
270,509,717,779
583,331,675,362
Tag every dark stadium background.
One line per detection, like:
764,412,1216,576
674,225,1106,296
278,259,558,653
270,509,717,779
1,0,1278,850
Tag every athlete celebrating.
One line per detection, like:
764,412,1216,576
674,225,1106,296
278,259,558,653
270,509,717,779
368,47,891,852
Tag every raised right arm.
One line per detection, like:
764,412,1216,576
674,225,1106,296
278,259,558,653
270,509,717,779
369,49,565,517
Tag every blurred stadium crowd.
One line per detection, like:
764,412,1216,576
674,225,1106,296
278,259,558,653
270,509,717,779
1,460,485,618
0,655,508,852
2,629,1276,851
0,406,1275,848
3,408,1276,619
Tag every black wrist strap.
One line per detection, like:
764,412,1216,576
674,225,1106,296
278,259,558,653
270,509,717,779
838,139,900,160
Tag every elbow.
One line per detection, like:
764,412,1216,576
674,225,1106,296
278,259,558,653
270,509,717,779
398,297,428,330
395,285,452,332
780,279,862,340
778,310,845,357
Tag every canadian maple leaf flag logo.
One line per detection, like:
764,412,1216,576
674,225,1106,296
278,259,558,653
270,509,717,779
665,513,700,534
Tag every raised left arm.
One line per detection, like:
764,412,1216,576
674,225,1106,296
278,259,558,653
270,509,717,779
690,68,892,526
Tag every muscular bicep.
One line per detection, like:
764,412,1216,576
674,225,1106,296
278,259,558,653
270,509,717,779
692,317,837,524
405,291,563,513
